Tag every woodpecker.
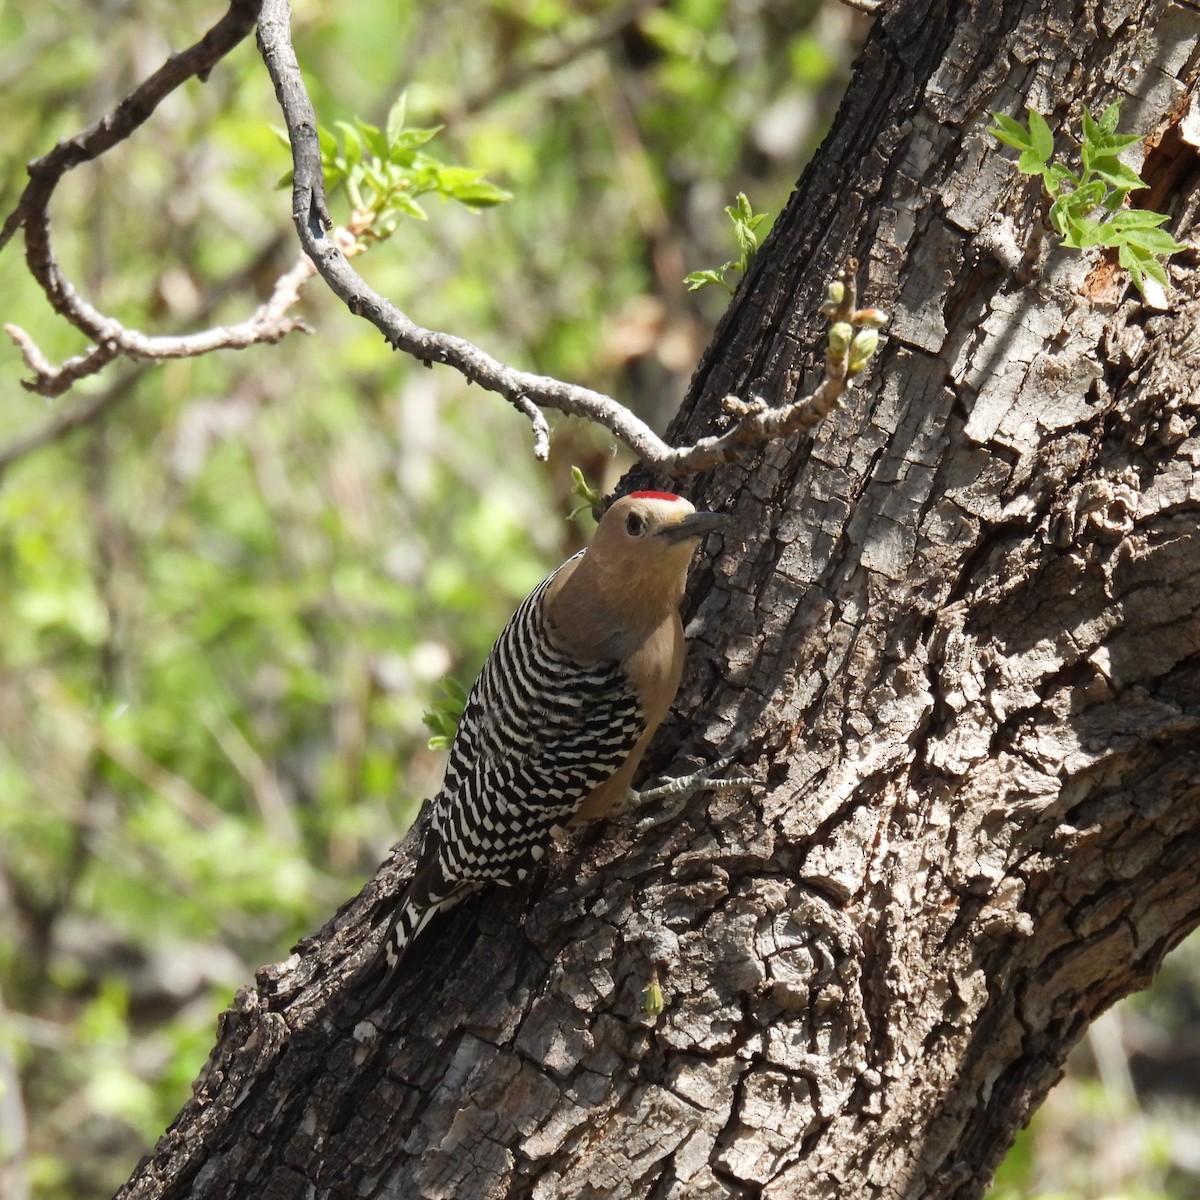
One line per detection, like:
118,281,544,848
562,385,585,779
364,491,728,1005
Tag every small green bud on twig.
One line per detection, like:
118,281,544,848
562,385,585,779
828,322,854,356
820,279,846,317
567,466,604,522
848,329,879,375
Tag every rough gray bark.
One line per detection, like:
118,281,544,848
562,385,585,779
117,0,1200,1198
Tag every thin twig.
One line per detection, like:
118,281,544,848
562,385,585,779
0,0,315,397
4,254,314,398
0,235,298,477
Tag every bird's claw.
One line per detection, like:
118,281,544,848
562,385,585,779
621,753,759,829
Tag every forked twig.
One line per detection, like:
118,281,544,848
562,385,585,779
0,0,312,401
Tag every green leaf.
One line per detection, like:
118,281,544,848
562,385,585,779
1026,109,1055,164
387,126,443,162
1072,178,1108,211
1068,217,1107,248
1107,209,1169,231
725,193,766,234
423,678,468,750
1099,100,1122,134
1118,240,1147,290
1089,155,1147,192
1081,106,1101,151
988,112,1032,152
684,267,733,293
434,165,486,192
1092,222,1129,250
1058,219,1088,249
1016,147,1049,177
568,466,604,519
1089,130,1142,155
382,193,429,221
355,119,388,160
727,191,754,223
1138,254,1169,287
1042,163,1076,195
732,220,758,257
359,159,387,196
333,121,363,167
1117,240,1169,294
385,94,407,148
317,124,338,161
722,192,767,270
1048,194,1071,238
449,181,514,209
1126,225,1187,254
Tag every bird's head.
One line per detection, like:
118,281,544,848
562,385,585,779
583,491,729,600
546,491,729,657
597,492,729,551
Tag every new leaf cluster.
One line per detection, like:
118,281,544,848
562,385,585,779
280,95,513,242
989,103,1186,297
684,191,771,294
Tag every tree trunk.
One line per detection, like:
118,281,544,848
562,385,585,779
117,1,1200,1197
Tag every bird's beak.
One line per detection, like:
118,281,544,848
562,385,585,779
658,510,730,544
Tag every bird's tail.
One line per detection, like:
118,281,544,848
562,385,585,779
359,884,474,1012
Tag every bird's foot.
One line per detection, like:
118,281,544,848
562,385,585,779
619,753,759,830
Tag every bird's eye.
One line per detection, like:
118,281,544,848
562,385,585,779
625,512,646,537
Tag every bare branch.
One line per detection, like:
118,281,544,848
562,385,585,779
0,236,302,475
2,326,118,395
1,1,262,257
258,0,667,467
3,0,883,473
0,0,314,395
257,0,884,475
4,261,314,398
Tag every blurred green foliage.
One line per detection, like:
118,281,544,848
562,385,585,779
2,3,1197,1200
989,935,1200,1200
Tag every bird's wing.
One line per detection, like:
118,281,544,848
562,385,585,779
362,563,644,1002
426,568,645,891
361,652,642,1006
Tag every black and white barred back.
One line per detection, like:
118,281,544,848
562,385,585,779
366,556,645,998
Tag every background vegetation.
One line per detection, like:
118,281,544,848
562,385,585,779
0,2,1195,1198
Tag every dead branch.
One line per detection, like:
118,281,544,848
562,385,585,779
0,233,300,478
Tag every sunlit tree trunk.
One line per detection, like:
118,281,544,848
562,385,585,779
118,1,1200,1197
